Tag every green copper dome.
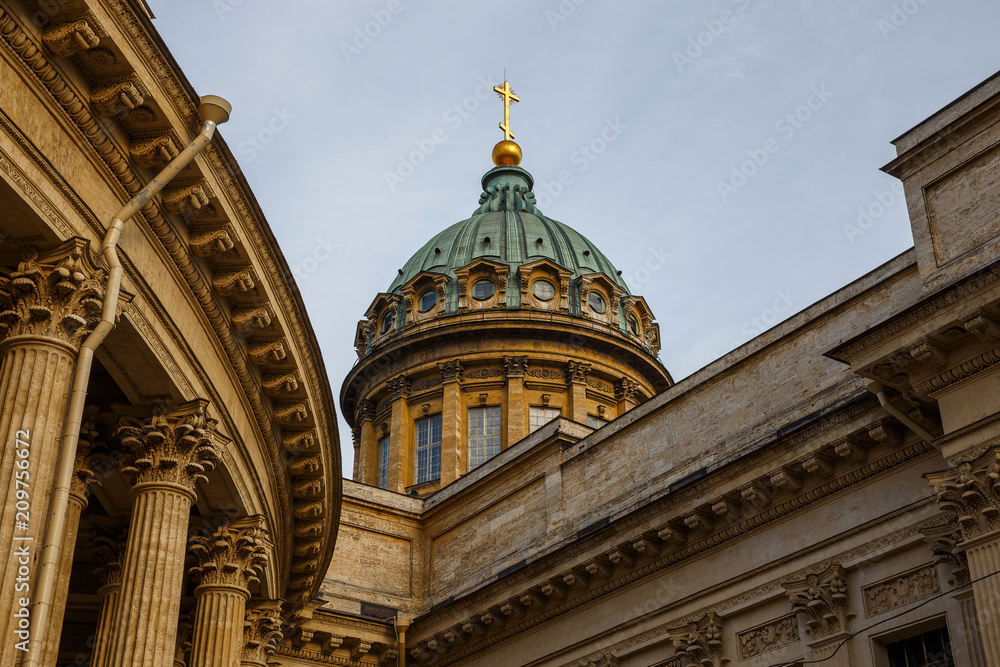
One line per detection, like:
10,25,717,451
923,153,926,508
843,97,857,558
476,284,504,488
388,166,629,299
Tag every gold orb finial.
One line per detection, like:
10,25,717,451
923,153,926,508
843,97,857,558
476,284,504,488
492,140,522,166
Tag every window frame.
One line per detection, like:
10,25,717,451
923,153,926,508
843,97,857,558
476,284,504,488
468,405,502,469
529,406,562,433
376,434,390,489
418,289,438,313
414,414,442,484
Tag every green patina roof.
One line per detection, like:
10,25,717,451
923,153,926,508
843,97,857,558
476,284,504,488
387,166,629,295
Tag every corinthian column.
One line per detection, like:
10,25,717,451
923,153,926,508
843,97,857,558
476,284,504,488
241,600,284,667
89,525,128,667
0,240,104,667
187,518,269,667
38,408,110,667
927,447,1000,667
106,400,220,667
783,564,853,667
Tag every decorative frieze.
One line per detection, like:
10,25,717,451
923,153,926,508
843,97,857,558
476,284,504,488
737,614,799,660
862,564,940,617
669,613,726,667
0,240,105,346
783,564,850,640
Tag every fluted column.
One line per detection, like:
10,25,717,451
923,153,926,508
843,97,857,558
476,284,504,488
0,240,104,667
387,376,410,492
438,360,463,484
927,447,1000,667
38,409,108,667
504,356,527,446
188,518,269,667
106,400,220,667
241,600,283,667
90,526,128,667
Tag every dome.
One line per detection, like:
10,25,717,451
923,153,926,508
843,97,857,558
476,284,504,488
387,166,629,296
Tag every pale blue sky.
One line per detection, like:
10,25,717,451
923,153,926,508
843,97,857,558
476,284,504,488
149,0,1000,472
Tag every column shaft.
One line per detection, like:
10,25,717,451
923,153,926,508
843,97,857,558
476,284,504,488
506,376,525,446
91,583,121,667
956,590,987,667
358,418,376,485
966,534,1000,667
37,490,87,667
569,381,588,423
106,483,195,666
189,585,249,667
439,379,463,485
0,340,76,666
387,396,410,492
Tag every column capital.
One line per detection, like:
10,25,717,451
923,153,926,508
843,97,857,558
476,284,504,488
921,519,971,587
565,360,592,384
438,359,464,383
615,376,639,402
783,564,851,640
389,375,410,400
92,524,129,589
0,238,107,347
667,612,725,667
243,600,284,665
503,355,528,378
189,518,269,591
72,405,113,499
115,399,220,492
926,446,1000,544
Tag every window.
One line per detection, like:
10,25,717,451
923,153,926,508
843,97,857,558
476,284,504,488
418,289,438,312
469,406,502,468
472,279,495,300
532,280,555,301
529,406,561,433
628,314,640,335
587,415,608,428
380,310,395,333
588,291,606,313
377,434,390,489
886,628,954,667
414,415,441,484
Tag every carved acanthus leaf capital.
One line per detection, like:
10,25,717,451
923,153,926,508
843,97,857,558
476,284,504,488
926,447,1000,543
920,520,971,587
115,399,220,491
389,375,410,400
503,355,528,377
0,240,105,347
92,525,129,588
615,377,639,402
668,613,726,667
189,518,270,590
439,359,464,383
783,564,850,640
243,600,284,663
565,360,592,384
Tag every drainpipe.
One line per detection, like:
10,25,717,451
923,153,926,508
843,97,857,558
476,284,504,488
866,380,937,443
396,619,410,667
24,95,231,667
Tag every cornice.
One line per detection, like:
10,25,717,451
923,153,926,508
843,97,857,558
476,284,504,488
0,1,340,611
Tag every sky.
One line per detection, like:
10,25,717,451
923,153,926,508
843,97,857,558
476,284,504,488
148,0,1000,474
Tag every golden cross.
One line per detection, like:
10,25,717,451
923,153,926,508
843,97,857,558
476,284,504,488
494,81,520,141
